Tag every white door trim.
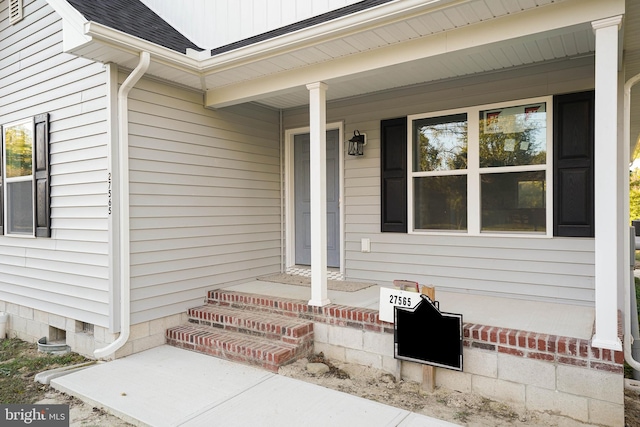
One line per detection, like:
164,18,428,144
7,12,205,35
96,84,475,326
285,122,344,275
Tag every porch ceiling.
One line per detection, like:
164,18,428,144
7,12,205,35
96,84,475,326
66,0,607,102
60,0,639,144
244,23,597,110
201,0,608,109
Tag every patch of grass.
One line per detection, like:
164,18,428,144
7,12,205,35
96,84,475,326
0,338,88,404
453,410,471,423
486,400,518,420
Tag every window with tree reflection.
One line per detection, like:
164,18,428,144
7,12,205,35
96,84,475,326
480,103,546,167
410,98,550,234
413,113,467,172
3,119,34,235
412,113,467,230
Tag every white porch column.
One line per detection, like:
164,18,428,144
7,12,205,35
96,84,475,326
307,82,330,307
591,16,623,351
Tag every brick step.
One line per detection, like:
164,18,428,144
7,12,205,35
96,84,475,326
206,289,311,316
187,305,313,345
166,323,313,372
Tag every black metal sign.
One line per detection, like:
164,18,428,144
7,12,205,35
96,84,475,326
394,294,463,371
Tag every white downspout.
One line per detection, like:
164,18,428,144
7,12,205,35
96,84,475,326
624,71,640,372
94,51,151,359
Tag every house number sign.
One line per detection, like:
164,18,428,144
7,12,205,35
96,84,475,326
108,173,112,215
379,287,421,323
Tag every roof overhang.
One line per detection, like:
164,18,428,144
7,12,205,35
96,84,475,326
48,0,640,146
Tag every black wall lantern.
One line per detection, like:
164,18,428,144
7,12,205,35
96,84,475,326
348,130,366,156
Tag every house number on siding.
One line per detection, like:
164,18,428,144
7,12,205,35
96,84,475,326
108,173,112,215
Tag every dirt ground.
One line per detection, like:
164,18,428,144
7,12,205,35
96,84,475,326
36,392,132,427
626,385,640,427
32,359,640,427
0,338,131,427
4,338,640,426
279,353,640,427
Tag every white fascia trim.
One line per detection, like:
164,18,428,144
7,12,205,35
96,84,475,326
199,0,449,72
47,2,203,83
199,0,623,75
46,0,92,51
52,0,624,102
47,0,86,26
84,22,202,72
205,0,622,108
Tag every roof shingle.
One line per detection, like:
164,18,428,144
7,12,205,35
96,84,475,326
66,0,203,53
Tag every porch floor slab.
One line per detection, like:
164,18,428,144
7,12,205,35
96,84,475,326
225,280,595,340
51,345,458,427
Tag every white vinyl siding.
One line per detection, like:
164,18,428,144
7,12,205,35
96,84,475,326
284,57,596,305
126,77,281,324
0,0,110,325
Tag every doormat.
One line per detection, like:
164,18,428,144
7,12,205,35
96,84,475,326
256,273,375,292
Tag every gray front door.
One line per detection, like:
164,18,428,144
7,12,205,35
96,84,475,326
294,130,340,267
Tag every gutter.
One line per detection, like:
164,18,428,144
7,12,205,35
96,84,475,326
196,0,623,75
81,0,448,76
84,22,202,71
94,51,151,359
624,71,640,372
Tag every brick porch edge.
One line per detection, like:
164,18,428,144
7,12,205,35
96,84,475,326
209,290,624,374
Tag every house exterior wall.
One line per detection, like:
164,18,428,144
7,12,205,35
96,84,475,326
125,77,282,325
0,0,284,352
0,0,111,330
284,57,597,305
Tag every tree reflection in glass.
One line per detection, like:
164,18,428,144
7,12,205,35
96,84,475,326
5,122,33,178
412,113,468,230
4,121,34,234
479,103,547,232
413,113,467,172
479,103,546,168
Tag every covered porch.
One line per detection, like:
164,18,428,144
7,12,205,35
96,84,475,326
44,0,639,423
54,0,637,356
202,0,633,354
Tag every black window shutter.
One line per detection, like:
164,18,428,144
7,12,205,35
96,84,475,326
553,91,594,237
381,117,407,232
34,113,50,238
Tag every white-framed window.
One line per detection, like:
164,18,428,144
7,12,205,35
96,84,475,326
408,96,552,236
2,119,35,236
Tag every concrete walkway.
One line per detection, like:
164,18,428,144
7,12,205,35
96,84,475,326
51,345,459,427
